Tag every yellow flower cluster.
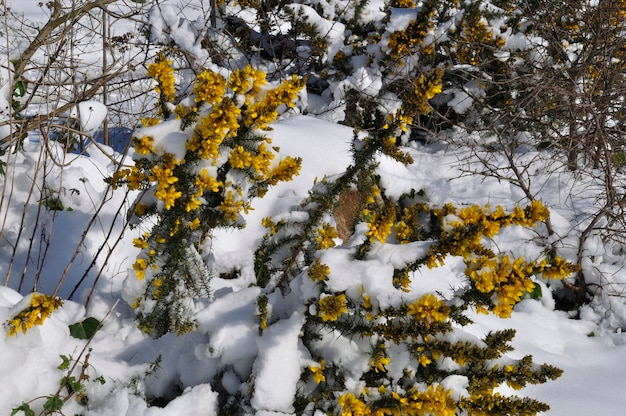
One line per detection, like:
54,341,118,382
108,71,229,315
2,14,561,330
407,293,449,328
389,0,415,7
318,293,348,322
119,58,305,335
257,295,269,330
401,69,444,116
369,353,390,373
428,201,550,266
336,385,455,416
230,65,266,97
134,135,154,155
147,52,176,102
387,2,437,61
193,70,227,105
466,253,577,318
308,360,326,384
151,155,183,210
195,169,223,194
243,75,304,130
316,223,339,249
266,156,302,186
308,258,330,282
6,293,63,337
229,146,254,169
364,203,396,244
456,17,504,66
251,142,274,174
384,385,456,416
219,188,252,222
190,99,242,162
388,19,434,60
338,392,370,416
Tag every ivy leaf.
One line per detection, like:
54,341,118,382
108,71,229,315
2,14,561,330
43,395,63,412
68,317,101,339
62,376,84,394
58,354,71,371
10,403,35,416
13,80,26,98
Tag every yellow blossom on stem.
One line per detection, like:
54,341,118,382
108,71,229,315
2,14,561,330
251,142,274,175
308,258,330,282
196,169,223,193
370,355,390,373
316,223,338,249
229,64,267,96
134,135,154,155
408,293,449,327
318,293,348,322
155,185,182,210
193,70,227,105
133,258,148,280
186,196,202,212
308,360,326,384
189,218,201,230
7,293,63,337
147,52,176,102
365,203,396,243
141,117,161,127
338,392,371,416
266,156,302,185
229,146,253,169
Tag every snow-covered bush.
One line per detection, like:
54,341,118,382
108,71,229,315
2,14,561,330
246,79,574,414
110,54,304,336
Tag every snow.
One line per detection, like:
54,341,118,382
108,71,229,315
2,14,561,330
251,312,306,413
1,1,626,415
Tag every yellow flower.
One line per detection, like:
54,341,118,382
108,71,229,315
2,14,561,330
133,135,154,155
7,293,63,337
318,293,348,322
133,236,149,249
266,156,302,185
408,294,449,327
308,258,330,282
365,203,396,243
196,170,223,193
338,392,371,416
251,142,274,175
147,52,176,102
194,70,227,104
133,258,148,280
309,360,326,384
229,65,267,96
229,146,253,169
154,183,182,210
189,218,201,230
418,354,432,366
315,223,338,249
185,196,202,212
370,355,390,373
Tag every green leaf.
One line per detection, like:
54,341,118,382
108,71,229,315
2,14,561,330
63,376,83,394
69,317,101,339
11,403,35,416
58,354,71,371
13,81,26,98
43,395,64,412
522,283,543,301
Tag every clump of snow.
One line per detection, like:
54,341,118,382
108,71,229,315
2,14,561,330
251,312,306,413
